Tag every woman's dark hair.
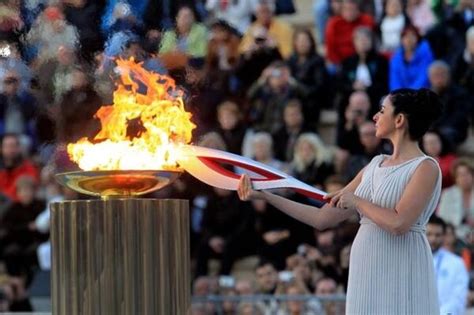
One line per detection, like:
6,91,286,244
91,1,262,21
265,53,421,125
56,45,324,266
428,215,447,233
400,24,421,43
388,88,444,141
292,29,317,57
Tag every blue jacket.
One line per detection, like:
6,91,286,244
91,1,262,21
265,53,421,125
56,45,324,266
389,40,434,91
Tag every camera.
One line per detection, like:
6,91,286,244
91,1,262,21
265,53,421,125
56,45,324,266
270,69,282,78
219,275,235,288
278,271,294,283
254,36,266,44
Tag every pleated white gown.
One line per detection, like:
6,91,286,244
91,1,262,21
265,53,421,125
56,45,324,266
346,155,441,315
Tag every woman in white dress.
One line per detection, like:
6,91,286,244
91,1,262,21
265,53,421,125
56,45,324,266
238,88,444,314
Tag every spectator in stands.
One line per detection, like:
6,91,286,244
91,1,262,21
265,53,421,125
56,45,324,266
286,255,316,292
0,134,39,201
389,25,434,90
0,276,33,311
215,100,246,155
438,158,474,239
56,68,102,143
291,133,334,188
336,91,371,155
272,100,311,163
452,26,474,120
195,186,256,276
427,215,469,315
183,58,226,135
287,29,329,125
249,132,287,172
25,6,79,63
422,129,457,188
237,302,266,315
159,5,208,59
444,223,469,257
379,0,407,55
205,0,257,35
253,195,315,270
447,0,474,39
239,1,294,58
234,23,282,92
143,0,197,32
235,279,255,295
0,42,33,95
315,277,339,315
325,0,375,68
405,0,436,36
0,176,46,279
248,61,307,133
339,27,388,114
35,45,81,105
275,279,316,314
343,121,390,181
255,259,279,294
62,0,104,61
0,69,37,138
100,0,146,37
205,20,241,94
192,276,216,314
428,60,470,146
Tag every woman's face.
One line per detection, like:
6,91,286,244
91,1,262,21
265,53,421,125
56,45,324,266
401,30,418,52
254,140,271,161
422,132,442,157
176,7,194,33
354,33,372,54
455,165,473,190
373,97,397,139
385,0,402,16
294,32,312,56
298,141,315,163
286,286,303,312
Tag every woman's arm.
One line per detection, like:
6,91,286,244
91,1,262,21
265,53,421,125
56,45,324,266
238,167,365,230
261,192,356,230
333,159,439,235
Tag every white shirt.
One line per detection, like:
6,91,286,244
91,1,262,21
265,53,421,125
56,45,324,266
380,14,405,52
433,248,469,315
355,63,372,87
206,0,259,34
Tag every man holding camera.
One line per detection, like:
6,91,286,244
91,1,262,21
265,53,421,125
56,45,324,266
239,1,294,59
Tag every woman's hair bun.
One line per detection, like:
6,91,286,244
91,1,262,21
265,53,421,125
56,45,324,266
389,88,444,140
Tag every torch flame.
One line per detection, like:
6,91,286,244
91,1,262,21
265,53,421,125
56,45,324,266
67,58,196,171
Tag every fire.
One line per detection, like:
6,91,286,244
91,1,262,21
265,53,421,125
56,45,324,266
67,58,196,171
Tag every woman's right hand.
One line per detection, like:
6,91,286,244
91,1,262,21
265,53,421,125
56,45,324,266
237,174,265,201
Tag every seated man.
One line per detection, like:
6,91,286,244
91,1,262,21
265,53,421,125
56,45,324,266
427,215,469,315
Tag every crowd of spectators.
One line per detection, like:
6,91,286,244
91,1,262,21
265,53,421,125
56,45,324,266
0,0,472,313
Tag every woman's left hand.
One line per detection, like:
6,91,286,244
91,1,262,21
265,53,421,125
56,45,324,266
324,190,360,210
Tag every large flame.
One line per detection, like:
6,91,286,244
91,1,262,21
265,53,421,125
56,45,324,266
67,58,196,171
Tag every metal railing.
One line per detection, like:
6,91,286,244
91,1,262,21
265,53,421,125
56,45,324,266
191,294,347,314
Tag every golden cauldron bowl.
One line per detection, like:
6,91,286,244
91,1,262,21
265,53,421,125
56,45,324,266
55,170,182,198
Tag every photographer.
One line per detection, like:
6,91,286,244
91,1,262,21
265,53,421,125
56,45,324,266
247,61,307,133
336,91,372,155
239,2,293,59
234,25,282,93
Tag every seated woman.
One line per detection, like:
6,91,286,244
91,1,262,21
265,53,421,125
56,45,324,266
422,129,457,188
290,133,334,189
389,25,434,90
438,158,474,240
159,5,208,66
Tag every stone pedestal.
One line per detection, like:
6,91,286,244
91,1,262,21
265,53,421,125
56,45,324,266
50,199,190,315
